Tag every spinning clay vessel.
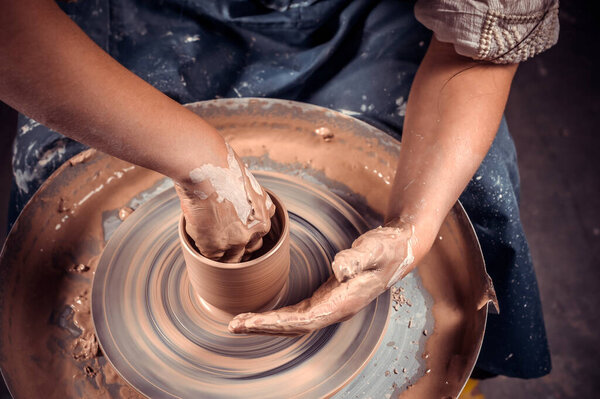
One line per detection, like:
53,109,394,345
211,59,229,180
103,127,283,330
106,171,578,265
179,189,290,314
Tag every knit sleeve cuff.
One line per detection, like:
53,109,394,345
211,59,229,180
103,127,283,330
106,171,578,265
414,0,560,64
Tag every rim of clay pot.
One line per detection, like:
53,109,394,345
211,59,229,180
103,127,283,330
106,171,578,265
178,189,289,270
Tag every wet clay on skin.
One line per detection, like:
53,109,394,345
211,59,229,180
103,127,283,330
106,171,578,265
176,143,275,263
0,149,153,398
0,99,495,398
189,99,495,398
228,224,417,334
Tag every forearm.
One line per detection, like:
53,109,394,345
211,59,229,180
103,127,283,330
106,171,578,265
386,37,518,256
0,0,227,184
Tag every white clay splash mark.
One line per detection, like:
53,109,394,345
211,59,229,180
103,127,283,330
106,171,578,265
38,144,67,167
77,184,105,206
14,169,40,194
19,119,40,135
105,169,127,185
184,35,200,43
386,225,416,289
395,96,407,117
338,108,360,116
26,141,36,153
189,144,252,224
359,104,375,113
70,165,135,207
14,141,69,193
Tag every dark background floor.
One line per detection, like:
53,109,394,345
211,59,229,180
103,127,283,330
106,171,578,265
477,1,600,398
0,1,598,398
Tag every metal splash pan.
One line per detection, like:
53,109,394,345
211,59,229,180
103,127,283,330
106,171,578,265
0,98,494,398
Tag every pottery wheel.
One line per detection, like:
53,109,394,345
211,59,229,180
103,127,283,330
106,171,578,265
93,172,390,399
0,98,492,399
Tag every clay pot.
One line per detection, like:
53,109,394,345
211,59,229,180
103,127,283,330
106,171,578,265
178,190,290,314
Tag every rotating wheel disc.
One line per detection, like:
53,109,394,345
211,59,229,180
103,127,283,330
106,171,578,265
92,172,391,399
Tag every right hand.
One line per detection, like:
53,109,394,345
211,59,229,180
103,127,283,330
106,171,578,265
175,144,275,263
228,221,420,335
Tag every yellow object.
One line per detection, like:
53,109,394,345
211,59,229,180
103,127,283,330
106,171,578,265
459,379,485,399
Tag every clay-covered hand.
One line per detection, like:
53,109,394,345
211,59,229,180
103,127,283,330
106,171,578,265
175,144,275,263
228,221,417,335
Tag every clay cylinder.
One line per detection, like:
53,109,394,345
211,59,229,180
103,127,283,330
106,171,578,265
179,190,290,314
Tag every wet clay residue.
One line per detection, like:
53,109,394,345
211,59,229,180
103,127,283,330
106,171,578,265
70,263,90,273
92,173,389,398
314,126,334,141
0,100,493,399
71,290,99,360
195,99,493,398
118,206,134,221
391,285,412,311
0,149,157,398
68,148,96,166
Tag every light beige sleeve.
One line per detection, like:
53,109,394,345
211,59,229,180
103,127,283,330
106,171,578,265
414,0,559,63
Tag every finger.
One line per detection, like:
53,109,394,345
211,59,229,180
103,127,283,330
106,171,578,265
245,236,263,255
228,310,326,336
331,244,376,282
203,250,226,260
248,216,270,237
193,238,227,260
219,245,246,263
228,312,306,336
241,162,263,198
228,278,342,335
265,192,276,218
239,159,271,221
332,226,409,282
228,273,384,335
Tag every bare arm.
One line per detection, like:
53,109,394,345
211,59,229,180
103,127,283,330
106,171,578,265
386,37,517,259
230,37,518,335
0,0,227,180
0,0,273,261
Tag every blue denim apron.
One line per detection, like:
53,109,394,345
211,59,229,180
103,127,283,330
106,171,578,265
10,0,550,378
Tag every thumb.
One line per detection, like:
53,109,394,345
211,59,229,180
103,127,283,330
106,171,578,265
331,247,369,282
331,235,380,282
228,313,257,334
265,192,276,218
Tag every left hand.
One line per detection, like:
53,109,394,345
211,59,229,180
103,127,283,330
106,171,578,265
228,220,419,335
176,144,276,263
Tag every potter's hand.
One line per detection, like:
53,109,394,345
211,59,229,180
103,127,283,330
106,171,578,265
176,144,275,263
228,221,417,335
331,223,415,288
